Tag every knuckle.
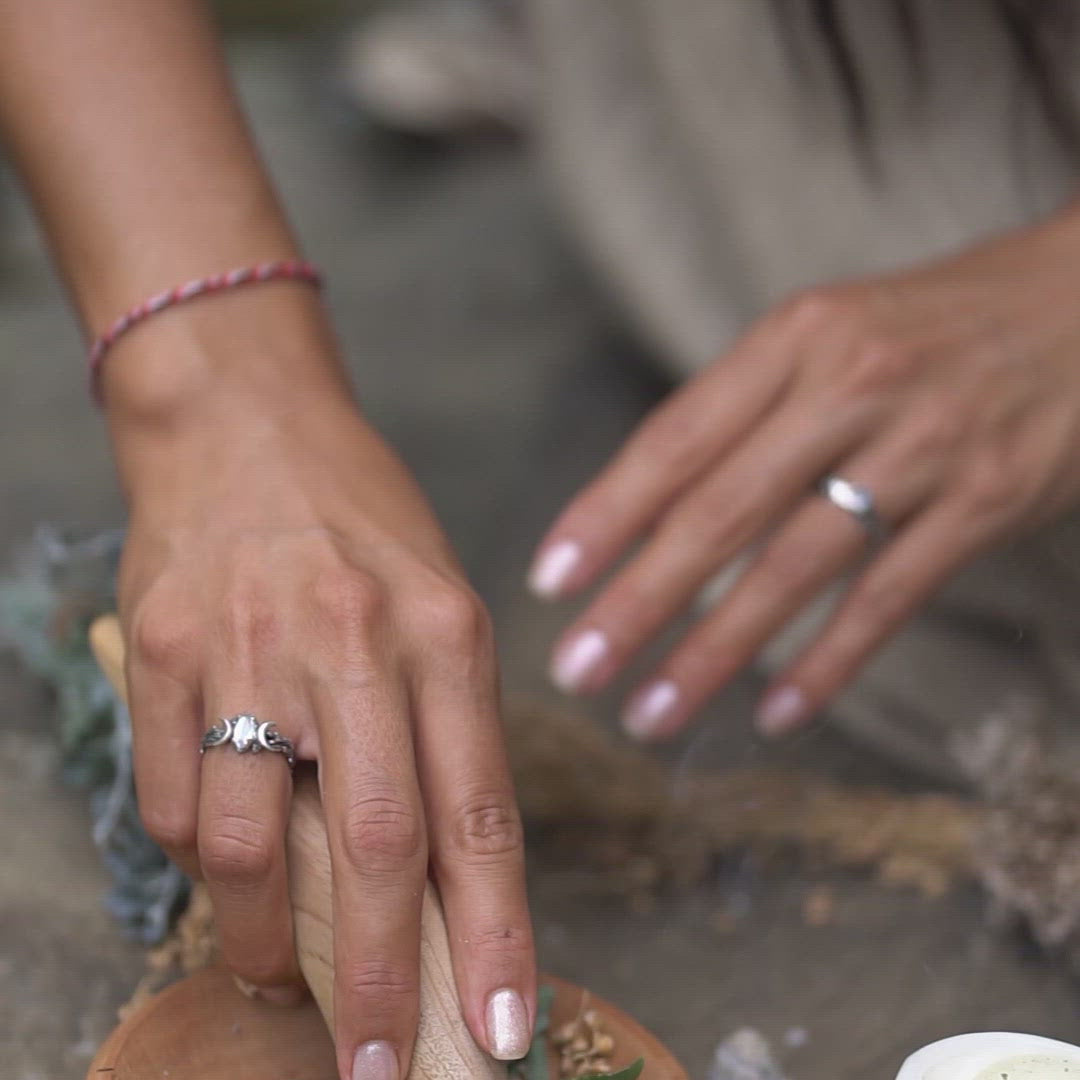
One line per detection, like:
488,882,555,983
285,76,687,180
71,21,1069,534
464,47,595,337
466,922,534,959
963,468,1019,518
662,498,715,540
444,791,523,865
782,288,919,398
782,287,865,334
843,575,906,631
412,583,491,653
623,403,705,477
199,814,277,887
313,569,387,641
960,455,1023,519
339,958,417,1003
141,806,197,855
131,605,198,674
905,399,961,457
337,793,426,875
662,488,756,553
834,338,917,398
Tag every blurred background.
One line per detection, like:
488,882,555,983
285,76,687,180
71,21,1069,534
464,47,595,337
4,4,1080,1079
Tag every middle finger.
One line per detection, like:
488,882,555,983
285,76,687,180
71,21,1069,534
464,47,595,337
313,664,428,1080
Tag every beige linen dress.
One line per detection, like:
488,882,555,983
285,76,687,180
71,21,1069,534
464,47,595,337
527,0,1080,780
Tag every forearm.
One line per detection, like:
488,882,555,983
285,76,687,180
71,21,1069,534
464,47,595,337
0,0,347,423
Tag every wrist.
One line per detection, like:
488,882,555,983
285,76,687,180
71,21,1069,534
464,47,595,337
100,278,352,429
102,280,362,502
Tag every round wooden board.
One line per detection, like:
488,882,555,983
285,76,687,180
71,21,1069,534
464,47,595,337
87,965,687,1080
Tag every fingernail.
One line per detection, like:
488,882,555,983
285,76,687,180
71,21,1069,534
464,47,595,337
527,540,582,599
622,680,680,739
352,1040,398,1080
550,629,608,692
757,686,807,736
485,988,531,1060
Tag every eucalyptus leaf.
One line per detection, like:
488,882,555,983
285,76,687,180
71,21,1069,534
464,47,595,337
0,526,188,942
511,984,555,1080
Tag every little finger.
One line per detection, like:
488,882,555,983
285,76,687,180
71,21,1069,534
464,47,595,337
128,662,203,879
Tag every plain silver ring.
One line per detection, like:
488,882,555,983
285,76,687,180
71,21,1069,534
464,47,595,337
815,474,887,540
200,714,296,770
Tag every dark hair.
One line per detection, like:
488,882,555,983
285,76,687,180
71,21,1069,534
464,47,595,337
776,0,1080,158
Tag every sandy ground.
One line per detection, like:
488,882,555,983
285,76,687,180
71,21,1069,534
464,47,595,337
4,32,1080,1080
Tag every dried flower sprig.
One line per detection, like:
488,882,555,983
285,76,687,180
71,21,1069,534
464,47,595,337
580,1060,644,1080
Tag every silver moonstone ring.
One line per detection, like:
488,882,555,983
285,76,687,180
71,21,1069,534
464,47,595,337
815,474,887,540
200,714,296,770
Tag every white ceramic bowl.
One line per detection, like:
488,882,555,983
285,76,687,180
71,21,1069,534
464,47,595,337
896,1033,1080,1080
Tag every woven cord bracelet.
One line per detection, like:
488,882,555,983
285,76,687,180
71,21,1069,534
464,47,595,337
88,259,324,404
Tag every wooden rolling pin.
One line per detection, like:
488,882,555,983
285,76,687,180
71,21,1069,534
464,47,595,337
89,615,506,1080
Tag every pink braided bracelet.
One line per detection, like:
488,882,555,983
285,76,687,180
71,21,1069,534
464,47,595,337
88,258,324,403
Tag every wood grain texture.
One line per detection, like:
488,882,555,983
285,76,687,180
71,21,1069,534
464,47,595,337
88,963,340,1080
89,614,505,1080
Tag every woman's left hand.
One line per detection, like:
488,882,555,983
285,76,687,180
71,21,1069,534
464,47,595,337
527,205,1080,740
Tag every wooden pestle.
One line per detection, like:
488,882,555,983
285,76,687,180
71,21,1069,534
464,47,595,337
89,615,506,1080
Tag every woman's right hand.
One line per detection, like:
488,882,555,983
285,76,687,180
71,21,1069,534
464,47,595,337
105,290,535,1080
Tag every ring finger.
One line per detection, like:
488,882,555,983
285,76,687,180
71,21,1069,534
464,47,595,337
197,697,303,1001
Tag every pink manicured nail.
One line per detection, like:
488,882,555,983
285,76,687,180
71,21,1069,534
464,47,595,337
485,987,531,1060
352,1040,398,1080
622,680,680,739
756,686,807,736
527,540,582,599
550,629,608,692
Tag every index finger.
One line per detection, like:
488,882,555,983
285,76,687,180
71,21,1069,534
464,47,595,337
527,327,792,599
409,601,535,1060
